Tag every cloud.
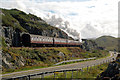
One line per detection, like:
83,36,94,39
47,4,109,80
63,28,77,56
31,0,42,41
44,14,80,39
1,0,119,39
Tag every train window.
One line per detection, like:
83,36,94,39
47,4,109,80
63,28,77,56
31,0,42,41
44,38,46,41
56,40,58,42
45,38,47,41
38,37,39,41
48,39,50,42
37,37,38,41
31,37,33,40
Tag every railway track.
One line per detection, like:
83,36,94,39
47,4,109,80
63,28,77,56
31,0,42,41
6,47,81,49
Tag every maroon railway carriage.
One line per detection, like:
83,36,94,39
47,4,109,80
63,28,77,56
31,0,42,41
21,33,81,47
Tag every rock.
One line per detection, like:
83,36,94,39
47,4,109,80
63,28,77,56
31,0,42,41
2,51,26,70
97,61,120,80
57,52,65,58
2,57,15,69
81,39,104,51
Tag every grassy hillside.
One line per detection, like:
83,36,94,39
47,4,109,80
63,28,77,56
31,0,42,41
2,47,108,73
2,8,61,33
93,36,119,52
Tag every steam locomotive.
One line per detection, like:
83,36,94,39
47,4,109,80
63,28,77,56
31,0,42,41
21,33,81,47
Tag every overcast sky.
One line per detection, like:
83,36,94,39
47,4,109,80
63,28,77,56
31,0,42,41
1,0,119,39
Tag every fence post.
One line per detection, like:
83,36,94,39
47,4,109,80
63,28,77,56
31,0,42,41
64,70,67,78
41,73,44,80
94,64,95,69
25,76,28,80
77,69,79,78
27,75,30,80
87,66,89,72
90,65,92,70
54,71,56,79
19,77,23,80
80,68,83,76
71,70,73,79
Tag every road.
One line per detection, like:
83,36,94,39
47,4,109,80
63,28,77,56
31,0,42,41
2,51,117,79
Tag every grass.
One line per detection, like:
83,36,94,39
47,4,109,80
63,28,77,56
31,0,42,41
2,52,109,75
2,65,48,74
2,8,67,38
2,47,109,74
44,63,109,79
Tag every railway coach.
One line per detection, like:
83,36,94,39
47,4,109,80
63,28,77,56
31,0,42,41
21,33,81,47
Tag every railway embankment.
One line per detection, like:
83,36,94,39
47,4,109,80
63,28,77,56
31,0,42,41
2,47,108,74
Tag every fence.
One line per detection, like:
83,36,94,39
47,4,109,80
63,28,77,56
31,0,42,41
2,56,116,80
54,57,96,65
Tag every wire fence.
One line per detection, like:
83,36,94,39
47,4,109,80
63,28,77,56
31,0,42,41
2,57,116,80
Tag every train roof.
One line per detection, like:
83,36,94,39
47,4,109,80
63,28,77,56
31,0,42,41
24,33,80,42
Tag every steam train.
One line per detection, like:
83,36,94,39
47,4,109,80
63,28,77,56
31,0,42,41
21,33,81,47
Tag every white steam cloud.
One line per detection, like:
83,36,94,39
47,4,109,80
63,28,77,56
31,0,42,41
44,15,80,40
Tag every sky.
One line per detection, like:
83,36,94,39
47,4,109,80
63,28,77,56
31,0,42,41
1,0,119,39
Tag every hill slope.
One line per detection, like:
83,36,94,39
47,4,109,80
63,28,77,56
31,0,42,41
93,36,119,51
1,8,70,47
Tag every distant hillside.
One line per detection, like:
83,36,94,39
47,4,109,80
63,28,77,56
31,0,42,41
1,8,72,47
93,36,119,51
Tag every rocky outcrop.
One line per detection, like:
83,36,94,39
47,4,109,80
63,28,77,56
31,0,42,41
2,51,26,70
81,39,104,51
97,61,120,80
